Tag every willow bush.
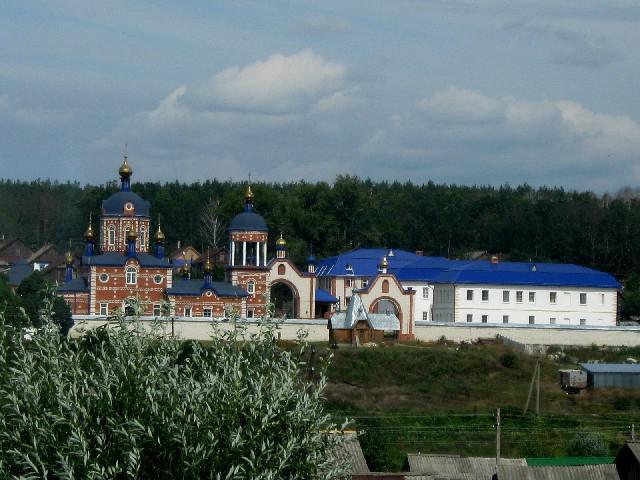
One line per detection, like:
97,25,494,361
0,294,348,479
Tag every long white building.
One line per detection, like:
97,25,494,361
314,249,620,333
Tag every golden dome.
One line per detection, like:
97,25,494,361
65,249,73,265
378,256,388,268
276,232,286,247
126,229,137,241
203,256,213,273
155,223,165,242
84,219,94,241
245,184,254,202
119,154,133,177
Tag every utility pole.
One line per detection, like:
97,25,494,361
496,408,501,466
536,360,541,416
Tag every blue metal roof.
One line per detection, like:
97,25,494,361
315,288,338,303
166,279,248,297
57,277,89,293
315,248,438,277
228,211,268,232
101,191,150,217
580,363,640,374
83,252,171,268
433,260,620,289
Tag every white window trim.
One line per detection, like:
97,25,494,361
99,303,108,316
247,280,255,295
125,267,137,285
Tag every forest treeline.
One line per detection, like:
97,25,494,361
2,176,640,278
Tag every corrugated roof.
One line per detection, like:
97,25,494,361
330,433,369,473
580,363,640,374
434,261,620,289
496,464,619,480
408,454,526,478
330,294,400,331
315,248,437,277
166,279,248,298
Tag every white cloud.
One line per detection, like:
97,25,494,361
361,86,640,189
192,50,347,113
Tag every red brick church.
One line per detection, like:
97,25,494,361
58,154,250,318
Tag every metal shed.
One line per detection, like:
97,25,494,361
496,464,620,479
580,363,640,389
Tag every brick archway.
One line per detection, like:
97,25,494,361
270,279,300,319
369,296,403,321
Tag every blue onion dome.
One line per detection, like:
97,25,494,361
228,185,268,232
101,191,150,216
306,254,316,264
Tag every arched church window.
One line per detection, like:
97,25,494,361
382,279,389,293
140,228,146,249
108,226,116,246
278,264,286,275
126,266,137,285
247,280,255,294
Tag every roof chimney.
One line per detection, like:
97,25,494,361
491,255,499,264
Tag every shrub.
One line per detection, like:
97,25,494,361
613,396,632,411
500,352,519,369
566,432,609,456
0,296,348,479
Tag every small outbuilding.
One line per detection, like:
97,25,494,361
329,293,400,345
580,363,640,389
615,441,640,480
495,464,620,479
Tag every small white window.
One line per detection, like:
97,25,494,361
550,292,557,304
423,287,429,299
247,308,254,319
580,293,587,305
108,226,116,246
247,280,255,294
503,315,509,324
529,292,536,303
503,290,510,303
125,267,137,285
516,291,523,303
345,279,352,287
600,293,605,305
184,307,191,317
550,317,556,325
153,274,163,284
481,290,489,302
481,315,488,323
153,304,161,317
204,308,212,318
466,314,473,323
467,289,473,301
580,318,586,326
99,273,109,283
99,303,108,316
422,311,428,321
529,315,535,325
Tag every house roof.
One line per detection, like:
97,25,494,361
82,252,171,268
316,288,338,303
433,260,620,289
495,464,619,480
57,277,89,293
101,191,150,216
580,363,640,374
330,433,369,474
6,259,33,286
166,279,247,298
408,454,526,478
330,293,400,331
315,248,436,277
27,244,62,263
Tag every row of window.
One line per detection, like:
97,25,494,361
106,225,147,248
466,289,599,306
98,271,164,285
465,313,589,325
99,303,226,318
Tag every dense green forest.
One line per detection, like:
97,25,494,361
2,176,640,277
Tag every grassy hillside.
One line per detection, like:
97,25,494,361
319,340,640,471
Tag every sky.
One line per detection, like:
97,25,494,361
2,0,640,192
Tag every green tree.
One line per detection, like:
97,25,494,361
15,271,73,335
0,300,348,479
